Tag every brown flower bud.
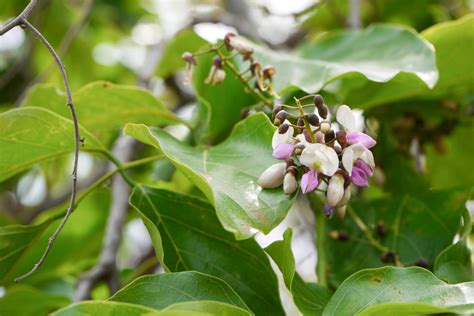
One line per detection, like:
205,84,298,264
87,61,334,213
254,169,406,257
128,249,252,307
224,32,236,51
336,131,347,147
313,94,324,108
278,123,290,134
274,110,288,126
297,117,305,127
325,130,335,143
317,105,329,119
263,66,276,79
272,105,283,120
181,51,196,65
212,56,223,69
307,113,319,126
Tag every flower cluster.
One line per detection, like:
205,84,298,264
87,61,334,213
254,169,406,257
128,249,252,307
258,95,376,217
182,33,277,97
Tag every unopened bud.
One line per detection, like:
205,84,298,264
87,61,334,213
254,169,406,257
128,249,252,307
250,62,262,75
315,131,325,143
317,105,328,119
283,172,298,195
272,105,283,120
336,131,347,147
325,130,335,143
307,113,319,126
380,251,397,263
338,187,351,207
274,110,288,126
327,174,344,207
320,122,331,133
263,66,276,79
313,95,324,108
278,123,290,134
212,56,223,69
297,117,305,127
224,32,236,51
294,143,305,156
181,52,196,65
258,163,286,188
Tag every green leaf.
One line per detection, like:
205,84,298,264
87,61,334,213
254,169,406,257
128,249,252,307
109,271,251,312
22,81,182,145
330,14,474,108
0,216,57,283
124,113,295,240
0,285,69,316
325,189,467,287
192,54,258,144
0,107,104,182
323,266,474,315
253,24,437,94
156,30,207,78
434,209,473,283
129,186,283,315
164,301,252,316
265,228,332,315
357,301,454,316
52,301,157,316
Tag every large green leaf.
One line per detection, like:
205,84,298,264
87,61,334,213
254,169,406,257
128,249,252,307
129,186,284,315
323,266,474,315
325,189,467,287
253,24,437,94
21,81,182,145
0,285,70,316
52,301,157,316
109,271,251,312
192,54,258,144
0,107,105,182
124,113,295,240
163,301,252,316
265,228,332,315
330,14,474,108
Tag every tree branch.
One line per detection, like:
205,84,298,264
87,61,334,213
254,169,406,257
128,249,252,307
0,1,82,283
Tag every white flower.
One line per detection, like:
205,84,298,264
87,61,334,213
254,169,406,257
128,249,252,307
336,105,356,132
258,163,286,188
342,143,375,175
327,174,345,207
272,120,294,148
283,173,298,195
299,143,339,176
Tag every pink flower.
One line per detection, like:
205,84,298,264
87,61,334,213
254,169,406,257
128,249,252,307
273,143,294,160
346,132,376,149
301,169,319,193
350,159,373,187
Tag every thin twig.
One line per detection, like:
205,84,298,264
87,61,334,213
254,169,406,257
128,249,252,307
346,206,387,253
0,1,82,282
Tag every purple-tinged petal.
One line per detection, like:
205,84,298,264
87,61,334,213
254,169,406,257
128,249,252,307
273,143,294,160
324,204,334,218
301,169,319,193
350,166,369,187
346,132,376,149
303,130,312,142
354,159,373,177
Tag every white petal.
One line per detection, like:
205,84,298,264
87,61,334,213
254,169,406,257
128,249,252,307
342,147,354,174
300,143,339,176
327,174,345,207
272,119,294,149
346,143,375,169
296,133,308,146
336,104,356,132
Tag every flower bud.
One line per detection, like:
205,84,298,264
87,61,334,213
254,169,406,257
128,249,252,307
324,204,334,218
258,163,286,188
317,104,328,119
338,187,351,207
325,130,335,143
320,122,331,133
224,32,236,51
274,110,288,126
250,62,262,75
278,123,290,134
380,251,397,263
263,66,276,79
181,51,196,65
297,117,305,127
283,172,298,195
293,143,305,156
212,56,223,69
205,67,226,85
315,131,325,143
327,174,344,207
228,34,254,58
307,113,319,126
376,220,387,238
272,105,283,120
336,131,347,147
313,95,324,108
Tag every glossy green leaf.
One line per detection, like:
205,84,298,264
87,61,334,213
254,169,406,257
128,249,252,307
164,301,252,316
434,209,473,283
265,228,332,315
0,285,70,316
323,266,474,315
124,113,295,240
129,186,283,315
357,301,454,316
0,216,57,283
192,54,258,144
52,301,157,316
253,24,437,94
325,189,467,286
330,14,474,108
156,30,207,78
22,81,182,145
109,271,251,312
0,107,104,182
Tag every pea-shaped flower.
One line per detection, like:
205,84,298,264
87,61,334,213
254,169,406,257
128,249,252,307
336,105,376,149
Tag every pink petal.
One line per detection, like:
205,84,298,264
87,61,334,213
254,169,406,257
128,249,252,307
273,143,294,160
350,166,369,187
301,169,319,193
354,159,373,177
346,132,376,149
303,130,312,142
324,204,334,218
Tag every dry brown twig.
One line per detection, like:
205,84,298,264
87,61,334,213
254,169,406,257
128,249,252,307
0,0,82,282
